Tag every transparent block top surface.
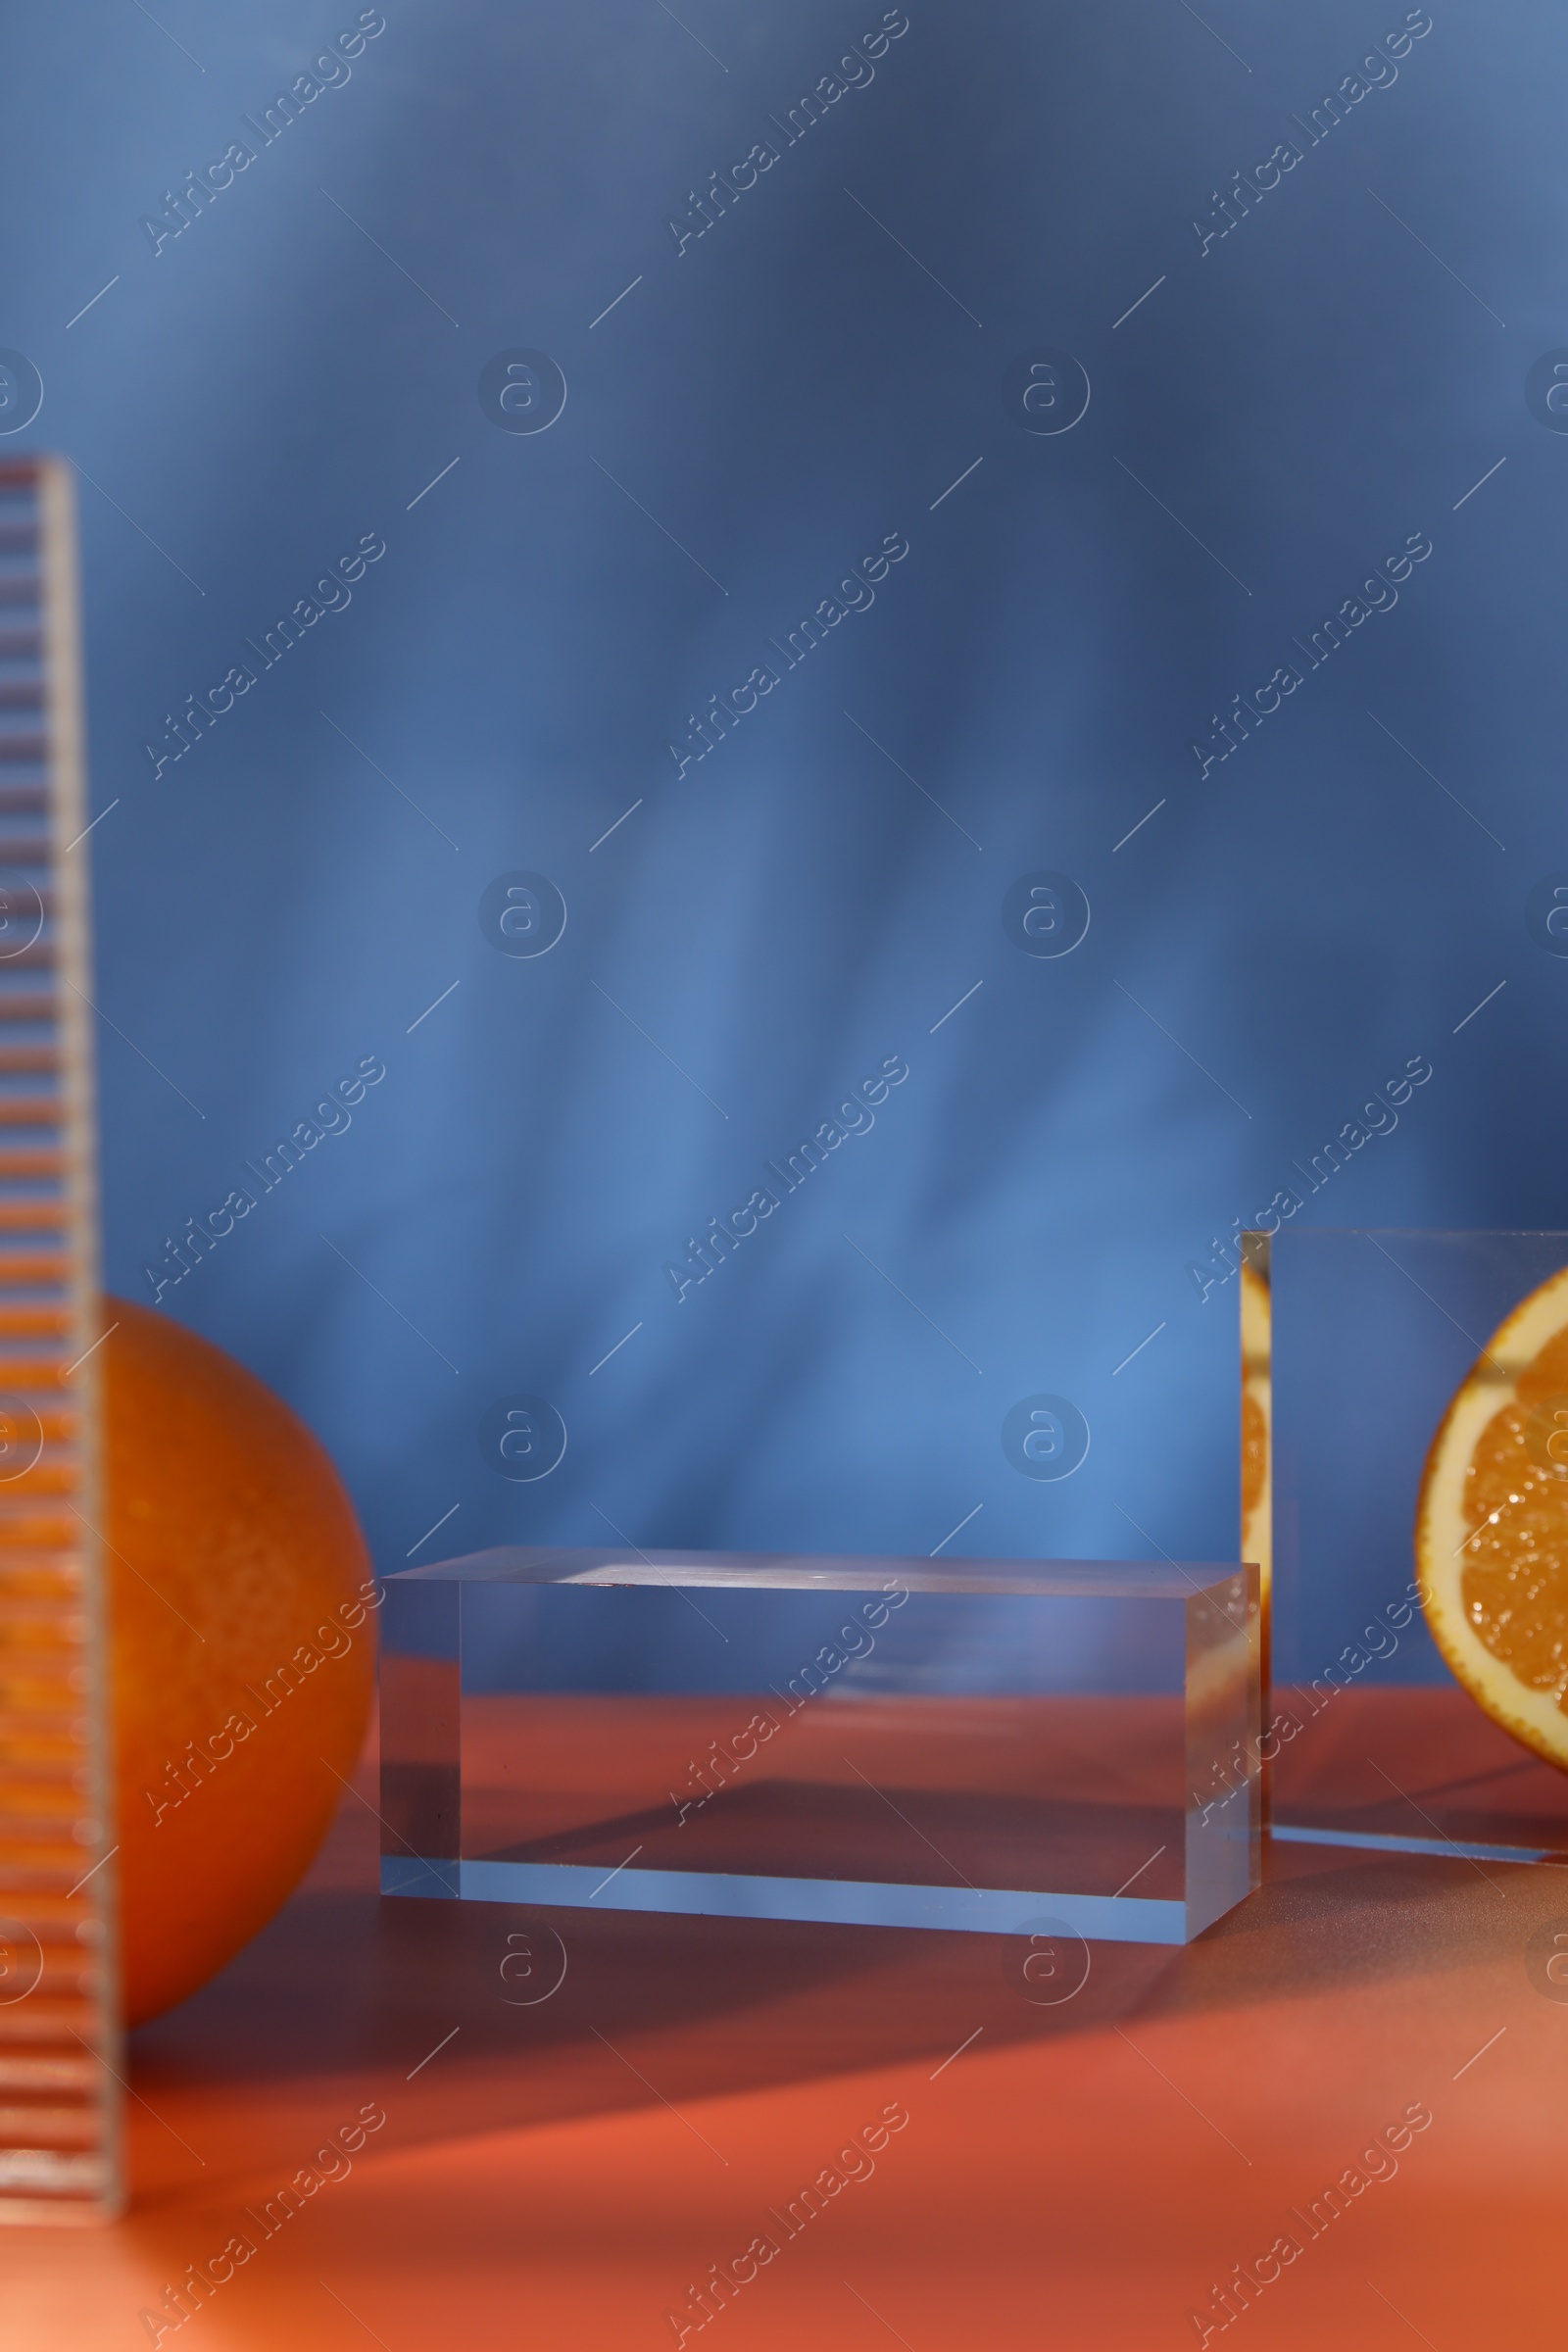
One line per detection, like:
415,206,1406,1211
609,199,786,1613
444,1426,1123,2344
381,1547,1260,1945
394,1544,1234,1598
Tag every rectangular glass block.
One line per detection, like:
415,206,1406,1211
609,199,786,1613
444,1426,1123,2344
1253,1228,1568,1865
381,1549,1260,1946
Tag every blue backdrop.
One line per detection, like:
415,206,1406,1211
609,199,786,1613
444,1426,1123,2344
2,0,1560,1576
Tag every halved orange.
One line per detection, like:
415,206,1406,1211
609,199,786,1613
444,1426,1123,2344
1416,1263,1568,1772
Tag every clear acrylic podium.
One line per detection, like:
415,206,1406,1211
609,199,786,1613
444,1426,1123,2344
1252,1228,1568,1864
381,1547,1260,1946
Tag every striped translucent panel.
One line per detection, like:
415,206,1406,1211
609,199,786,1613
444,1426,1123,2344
0,457,120,2222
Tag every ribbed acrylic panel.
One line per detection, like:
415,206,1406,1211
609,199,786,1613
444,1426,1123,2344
0,457,120,2223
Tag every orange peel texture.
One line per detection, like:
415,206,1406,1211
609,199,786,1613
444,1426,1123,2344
105,1300,374,2025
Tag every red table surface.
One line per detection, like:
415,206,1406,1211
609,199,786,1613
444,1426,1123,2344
7,1703,1567,2352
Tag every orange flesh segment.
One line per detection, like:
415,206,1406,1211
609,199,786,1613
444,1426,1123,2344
1459,1323,1568,1703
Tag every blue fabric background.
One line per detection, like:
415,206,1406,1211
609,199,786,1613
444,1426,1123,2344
1,0,1559,1577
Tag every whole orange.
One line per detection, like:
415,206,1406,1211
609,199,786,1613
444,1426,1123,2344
104,1299,375,2026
